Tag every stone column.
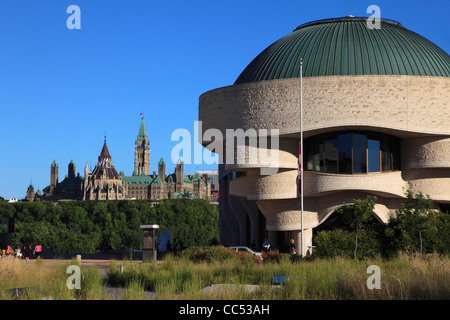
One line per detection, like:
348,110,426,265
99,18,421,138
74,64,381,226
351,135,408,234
228,194,248,246
240,199,260,250
293,228,313,256
219,177,239,246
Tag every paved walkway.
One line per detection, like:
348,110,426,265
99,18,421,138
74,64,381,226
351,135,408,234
22,258,157,299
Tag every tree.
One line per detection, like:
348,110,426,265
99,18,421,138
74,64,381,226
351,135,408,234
395,189,433,255
336,195,377,260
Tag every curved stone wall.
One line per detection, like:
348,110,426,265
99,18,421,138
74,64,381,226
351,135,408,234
199,75,450,139
200,74,450,249
402,137,450,169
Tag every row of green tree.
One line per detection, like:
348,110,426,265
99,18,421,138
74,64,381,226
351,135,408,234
0,199,219,254
314,190,450,259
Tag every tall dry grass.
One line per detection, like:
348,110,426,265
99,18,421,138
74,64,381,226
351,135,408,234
1,253,448,300
106,253,449,300
335,253,450,300
0,257,103,300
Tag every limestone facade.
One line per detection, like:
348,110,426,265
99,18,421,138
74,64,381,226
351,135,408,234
199,75,450,255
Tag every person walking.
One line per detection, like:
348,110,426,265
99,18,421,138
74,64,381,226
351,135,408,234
289,239,296,255
33,243,42,260
262,238,271,253
23,243,32,263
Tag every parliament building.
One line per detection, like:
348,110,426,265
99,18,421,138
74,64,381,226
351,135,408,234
41,117,211,201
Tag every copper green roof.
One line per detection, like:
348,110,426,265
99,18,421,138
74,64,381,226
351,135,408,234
122,174,166,185
51,160,58,167
235,16,450,84
183,176,193,185
138,117,148,139
152,176,163,185
123,175,154,185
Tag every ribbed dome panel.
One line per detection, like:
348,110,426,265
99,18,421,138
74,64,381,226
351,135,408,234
235,17,450,84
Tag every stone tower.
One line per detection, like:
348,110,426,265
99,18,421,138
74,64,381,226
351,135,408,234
84,162,89,178
175,158,184,193
134,117,150,176
50,160,58,195
68,159,76,179
26,184,35,202
158,158,165,180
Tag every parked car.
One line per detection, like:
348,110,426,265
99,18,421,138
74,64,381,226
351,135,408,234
228,246,263,258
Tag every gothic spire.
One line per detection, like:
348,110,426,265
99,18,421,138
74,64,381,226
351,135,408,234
138,116,148,140
99,138,111,161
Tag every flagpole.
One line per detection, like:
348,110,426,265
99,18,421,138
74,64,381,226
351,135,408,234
300,58,304,258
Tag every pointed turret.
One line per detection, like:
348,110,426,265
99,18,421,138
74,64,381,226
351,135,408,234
134,116,150,176
84,162,89,178
50,160,59,195
138,116,148,140
99,138,112,161
158,157,166,180
175,157,184,192
68,159,76,179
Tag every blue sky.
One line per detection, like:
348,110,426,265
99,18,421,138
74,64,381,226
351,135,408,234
0,0,448,199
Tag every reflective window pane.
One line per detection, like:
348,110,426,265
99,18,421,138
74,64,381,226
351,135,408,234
353,134,367,173
304,131,400,174
338,134,352,173
313,136,324,171
325,138,338,173
305,139,314,170
392,138,400,171
368,139,381,172
381,136,392,171
318,141,325,172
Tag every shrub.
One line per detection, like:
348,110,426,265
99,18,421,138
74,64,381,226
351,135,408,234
182,245,262,264
182,246,237,263
235,251,262,265
314,229,382,259
261,250,281,263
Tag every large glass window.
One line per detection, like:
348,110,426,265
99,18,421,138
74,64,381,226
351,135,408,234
368,138,380,173
325,138,338,173
304,131,400,174
313,136,324,172
338,134,352,174
305,139,314,171
353,134,367,173
381,135,392,172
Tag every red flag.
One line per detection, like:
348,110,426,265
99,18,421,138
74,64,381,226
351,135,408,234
139,113,143,115
297,142,301,194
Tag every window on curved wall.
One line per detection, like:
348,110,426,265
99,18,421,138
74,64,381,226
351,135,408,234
303,131,400,174
353,134,367,173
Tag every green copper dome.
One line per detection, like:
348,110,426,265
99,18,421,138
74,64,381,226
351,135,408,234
235,17,450,84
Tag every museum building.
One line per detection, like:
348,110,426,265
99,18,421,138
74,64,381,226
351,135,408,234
198,16,450,254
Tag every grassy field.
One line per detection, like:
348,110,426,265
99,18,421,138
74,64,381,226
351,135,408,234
0,253,448,300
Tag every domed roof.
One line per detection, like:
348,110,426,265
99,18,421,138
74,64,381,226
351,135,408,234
235,16,450,84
